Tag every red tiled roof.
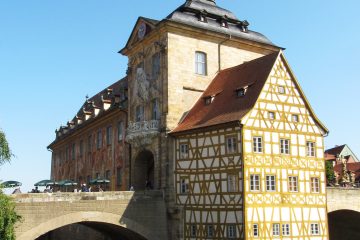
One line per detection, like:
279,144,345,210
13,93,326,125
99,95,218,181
171,52,280,133
325,145,346,156
325,153,336,161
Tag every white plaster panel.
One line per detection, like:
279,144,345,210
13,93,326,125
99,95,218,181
281,208,290,221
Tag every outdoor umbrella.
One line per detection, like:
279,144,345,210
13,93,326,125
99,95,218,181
58,180,78,186
89,178,110,184
34,179,58,187
1,180,22,188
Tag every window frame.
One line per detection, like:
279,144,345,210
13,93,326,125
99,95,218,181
206,225,214,238
280,139,290,155
310,223,320,235
135,105,144,122
266,175,276,192
190,224,197,237
179,143,189,159
306,141,316,157
292,114,299,123
97,130,102,150
106,125,112,146
151,98,160,120
151,52,160,80
79,140,84,157
71,143,75,160
268,111,275,120
288,176,298,192
253,136,263,153
282,223,290,236
278,86,286,94
250,174,261,191
253,223,259,237
226,136,237,154
117,121,124,142
311,177,320,193
273,223,280,236
227,174,238,192
195,51,207,76
227,224,237,238
180,176,189,194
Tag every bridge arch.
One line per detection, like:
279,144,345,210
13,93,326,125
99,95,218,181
18,211,151,240
328,209,360,240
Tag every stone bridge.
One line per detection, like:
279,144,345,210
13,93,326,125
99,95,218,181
12,191,168,240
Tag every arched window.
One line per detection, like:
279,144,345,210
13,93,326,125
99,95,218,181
195,51,207,75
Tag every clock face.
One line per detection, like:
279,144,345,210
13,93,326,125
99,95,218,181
138,23,146,40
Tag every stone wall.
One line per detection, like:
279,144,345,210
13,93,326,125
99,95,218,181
327,187,360,213
13,191,167,240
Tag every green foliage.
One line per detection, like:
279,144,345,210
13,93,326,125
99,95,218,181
0,130,13,166
0,189,21,240
326,161,335,184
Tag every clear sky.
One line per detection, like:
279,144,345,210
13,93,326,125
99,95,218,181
0,0,359,193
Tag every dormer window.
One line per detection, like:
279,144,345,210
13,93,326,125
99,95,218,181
220,19,228,28
278,86,286,94
198,14,207,23
236,87,247,97
239,20,249,33
204,96,214,105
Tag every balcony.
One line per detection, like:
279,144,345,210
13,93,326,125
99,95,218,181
126,120,160,145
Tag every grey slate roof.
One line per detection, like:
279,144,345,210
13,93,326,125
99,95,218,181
165,0,277,47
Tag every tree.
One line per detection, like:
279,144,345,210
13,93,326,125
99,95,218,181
0,129,21,240
0,129,13,166
325,160,335,185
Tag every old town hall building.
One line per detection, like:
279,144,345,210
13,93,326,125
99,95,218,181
48,0,329,239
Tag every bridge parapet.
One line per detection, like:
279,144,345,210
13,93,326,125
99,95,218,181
327,187,360,213
13,191,167,240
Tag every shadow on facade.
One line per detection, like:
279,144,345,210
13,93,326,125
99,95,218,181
36,222,147,240
328,209,360,240
133,150,154,190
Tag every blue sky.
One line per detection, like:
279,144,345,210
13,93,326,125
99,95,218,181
1,0,359,192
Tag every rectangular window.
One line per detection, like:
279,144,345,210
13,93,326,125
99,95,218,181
135,105,144,122
87,135,92,153
273,223,280,236
288,176,298,192
95,172,100,179
117,121,123,142
280,139,290,154
250,174,260,191
253,137,263,153
226,136,237,154
152,52,160,79
268,111,275,120
195,51,207,75
151,99,160,120
87,175,91,184
71,143,75,160
206,225,214,238
310,223,320,235
180,177,189,194
106,126,112,146
227,174,237,192
311,177,320,193
79,140,84,157
116,167,122,186
292,114,299,122
282,223,290,236
190,224,196,237
253,224,259,237
179,143,189,159
278,86,285,94
266,175,276,192
227,225,236,238
97,130,102,149
307,141,316,157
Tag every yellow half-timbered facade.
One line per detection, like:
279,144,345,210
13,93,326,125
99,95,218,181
172,52,328,240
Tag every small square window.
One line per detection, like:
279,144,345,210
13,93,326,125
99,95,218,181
282,223,290,236
236,88,247,97
268,111,275,120
292,114,299,123
253,137,263,153
280,139,290,154
278,86,286,94
273,223,280,236
204,96,213,105
310,223,320,235
288,176,298,192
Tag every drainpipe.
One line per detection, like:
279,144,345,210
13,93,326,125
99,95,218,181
218,34,232,72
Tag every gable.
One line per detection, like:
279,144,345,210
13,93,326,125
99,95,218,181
120,17,159,54
241,53,328,136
